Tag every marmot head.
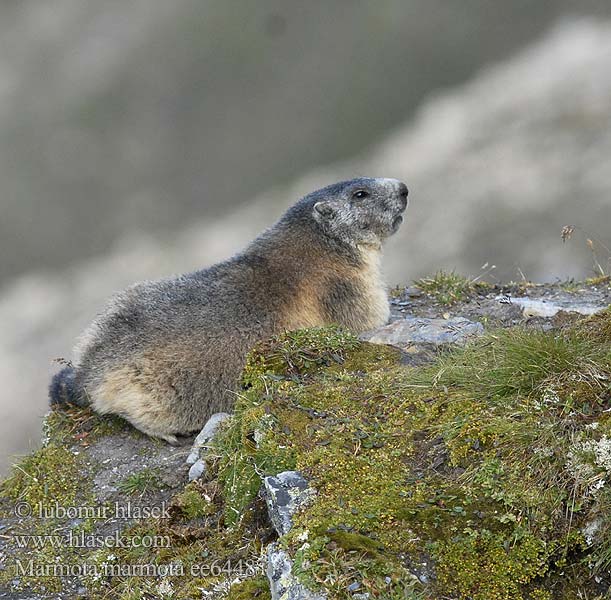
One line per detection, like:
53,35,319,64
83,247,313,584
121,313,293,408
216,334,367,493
308,177,408,249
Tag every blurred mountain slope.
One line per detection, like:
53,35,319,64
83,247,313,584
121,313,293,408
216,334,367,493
1,0,610,283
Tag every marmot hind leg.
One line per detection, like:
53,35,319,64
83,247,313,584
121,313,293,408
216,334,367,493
90,366,181,445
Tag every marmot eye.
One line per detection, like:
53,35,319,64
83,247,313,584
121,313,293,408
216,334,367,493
353,190,369,199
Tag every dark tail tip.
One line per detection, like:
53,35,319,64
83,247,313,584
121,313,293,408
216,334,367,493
49,366,86,407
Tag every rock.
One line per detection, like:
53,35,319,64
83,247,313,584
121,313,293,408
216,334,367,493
504,296,607,318
186,412,231,465
264,471,315,536
362,315,484,349
404,286,424,298
263,472,324,599
188,459,207,482
266,544,327,600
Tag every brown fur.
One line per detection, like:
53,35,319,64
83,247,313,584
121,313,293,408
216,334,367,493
49,177,408,442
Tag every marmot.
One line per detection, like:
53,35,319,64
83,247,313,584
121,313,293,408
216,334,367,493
49,177,408,443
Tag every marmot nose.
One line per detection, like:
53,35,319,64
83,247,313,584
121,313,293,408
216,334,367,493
397,182,408,210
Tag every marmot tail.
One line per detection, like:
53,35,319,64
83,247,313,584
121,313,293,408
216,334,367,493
49,366,88,407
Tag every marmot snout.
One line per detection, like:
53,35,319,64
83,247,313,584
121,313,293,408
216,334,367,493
49,177,408,443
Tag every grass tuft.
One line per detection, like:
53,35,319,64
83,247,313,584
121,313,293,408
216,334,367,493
414,270,486,305
117,468,164,496
420,326,609,401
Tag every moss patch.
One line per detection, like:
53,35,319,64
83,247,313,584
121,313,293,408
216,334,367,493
217,326,400,526
172,481,216,520
216,318,611,599
1,445,85,507
0,424,97,594
242,325,361,384
226,575,271,599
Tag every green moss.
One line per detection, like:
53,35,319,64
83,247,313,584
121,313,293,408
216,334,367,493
226,576,271,599
435,531,558,600
172,481,215,519
242,325,360,385
215,318,611,599
327,530,385,557
215,402,300,526
0,433,97,594
216,326,400,527
335,340,401,373
1,444,85,507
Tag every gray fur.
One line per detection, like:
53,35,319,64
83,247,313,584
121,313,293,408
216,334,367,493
49,177,408,443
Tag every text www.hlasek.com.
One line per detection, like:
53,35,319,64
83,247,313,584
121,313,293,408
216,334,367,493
12,530,170,549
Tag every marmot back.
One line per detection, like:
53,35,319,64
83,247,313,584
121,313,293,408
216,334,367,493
49,177,408,443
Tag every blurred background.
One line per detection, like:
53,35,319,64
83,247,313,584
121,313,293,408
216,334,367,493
2,0,611,474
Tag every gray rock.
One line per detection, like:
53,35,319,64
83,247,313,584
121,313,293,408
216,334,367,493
362,315,484,348
266,544,327,600
404,286,424,298
188,459,207,482
264,471,315,536
503,296,607,318
87,430,186,502
186,412,231,465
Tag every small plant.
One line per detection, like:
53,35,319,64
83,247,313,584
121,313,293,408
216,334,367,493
414,270,478,305
118,468,163,496
173,482,215,519
562,225,611,278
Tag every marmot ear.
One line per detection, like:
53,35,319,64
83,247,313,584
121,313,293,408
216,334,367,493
313,201,336,219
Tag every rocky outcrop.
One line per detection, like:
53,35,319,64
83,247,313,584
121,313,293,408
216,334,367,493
2,279,609,599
